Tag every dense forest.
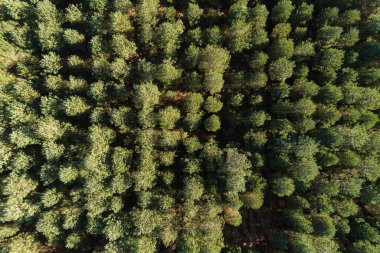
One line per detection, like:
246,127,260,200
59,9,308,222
0,0,380,252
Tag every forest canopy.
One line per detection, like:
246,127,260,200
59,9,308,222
0,0,380,252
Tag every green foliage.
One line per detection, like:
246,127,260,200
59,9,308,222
222,148,251,193
133,82,161,109
314,105,341,126
317,26,343,47
272,177,295,197
41,140,64,161
313,236,339,253
1,1,379,252
7,233,46,253
335,199,359,218
294,42,315,61
339,27,360,48
204,114,221,132
250,4,269,28
269,58,295,81
271,23,292,39
65,233,82,249
289,233,316,253
204,96,223,113
63,29,85,46
65,4,83,23
271,0,295,23
316,48,345,72
183,92,204,113
313,214,336,237
286,211,313,234
184,176,204,201
318,7,339,26
158,106,181,129
351,240,379,253
155,59,181,86
339,150,360,167
248,110,271,127
293,3,314,25
184,111,204,131
251,28,269,46
226,20,252,53
183,136,202,154
41,188,62,208
111,34,137,60
104,216,125,241
40,52,61,74
199,45,230,74
351,219,380,244
360,68,380,86
110,11,133,33
342,9,361,25
155,21,184,56
59,165,78,184
249,55,267,73
269,38,294,59
63,96,90,116
36,211,62,244
318,84,343,104
203,72,225,94
187,3,203,27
